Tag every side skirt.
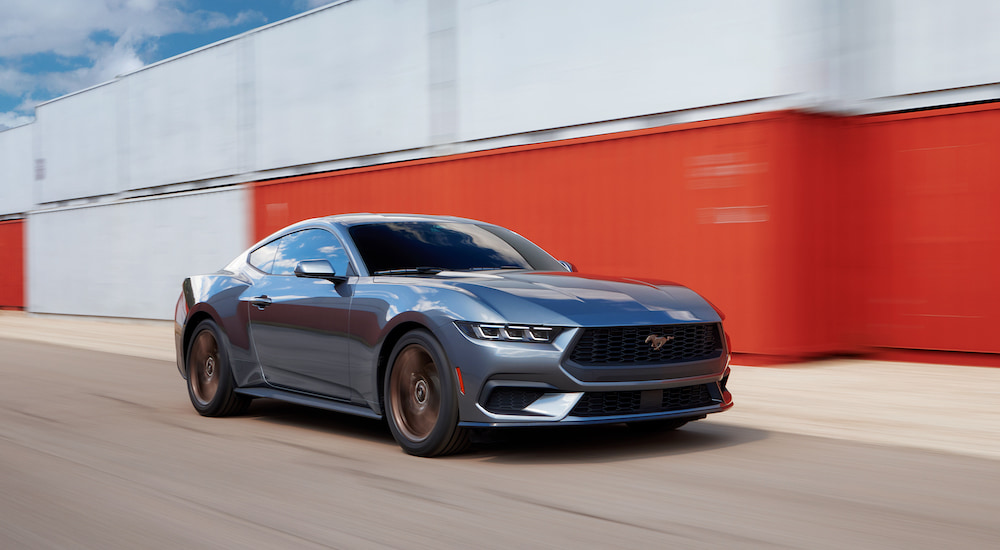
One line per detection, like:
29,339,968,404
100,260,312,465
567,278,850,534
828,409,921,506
235,387,383,420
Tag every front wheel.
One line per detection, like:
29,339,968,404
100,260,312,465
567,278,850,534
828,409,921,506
186,319,250,417
384,330,469,457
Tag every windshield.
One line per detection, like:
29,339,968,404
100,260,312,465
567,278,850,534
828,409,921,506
348,221,565,275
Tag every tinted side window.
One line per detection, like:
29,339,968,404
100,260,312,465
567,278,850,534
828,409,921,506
248,240,280,273
271,229,351,276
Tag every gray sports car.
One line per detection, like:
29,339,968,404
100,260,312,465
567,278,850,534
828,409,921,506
174,213,733,456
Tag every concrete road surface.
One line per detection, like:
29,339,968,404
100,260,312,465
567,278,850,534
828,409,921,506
1,315,999,548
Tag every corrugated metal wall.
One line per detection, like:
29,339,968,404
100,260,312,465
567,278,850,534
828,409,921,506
860,103,1000,353
28,188,250,319
253,111,856,357
0,220,25,309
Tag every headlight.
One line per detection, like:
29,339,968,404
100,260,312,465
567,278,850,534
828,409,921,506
456,321,562,343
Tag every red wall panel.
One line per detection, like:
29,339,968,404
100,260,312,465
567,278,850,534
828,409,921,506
253,111,852,357
860,104,1000,353
0,219,25,309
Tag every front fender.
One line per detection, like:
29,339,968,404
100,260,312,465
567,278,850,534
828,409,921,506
348,279,505,409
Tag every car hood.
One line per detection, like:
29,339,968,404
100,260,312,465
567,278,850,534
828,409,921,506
441,271,720,327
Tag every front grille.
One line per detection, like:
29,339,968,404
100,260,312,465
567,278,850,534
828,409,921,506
569,323,722,366
571,391,642,416
483,387,546,415
569,384,716,417
661,384,714,410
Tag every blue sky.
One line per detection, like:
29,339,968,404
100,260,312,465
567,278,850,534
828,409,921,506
0,0,333,130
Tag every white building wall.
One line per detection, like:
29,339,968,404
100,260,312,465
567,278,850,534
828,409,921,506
837,0,1000,112
455,0,826,141
28,187,249,319
34,82,122,203
126,41,244,188
878,0,1000,96
253,0,431,169
0,125,34,215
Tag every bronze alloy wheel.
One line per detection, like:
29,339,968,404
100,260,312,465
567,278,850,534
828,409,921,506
185,319,251,417
389,344,441,442
189,329,221,406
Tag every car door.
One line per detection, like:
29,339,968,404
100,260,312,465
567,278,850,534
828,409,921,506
246,228,354,400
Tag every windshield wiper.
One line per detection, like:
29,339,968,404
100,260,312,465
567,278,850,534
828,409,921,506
372,267,445,276
373,266,527,275
458,266,526,272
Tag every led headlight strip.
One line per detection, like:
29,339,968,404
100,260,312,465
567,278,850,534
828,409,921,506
456,321,562,343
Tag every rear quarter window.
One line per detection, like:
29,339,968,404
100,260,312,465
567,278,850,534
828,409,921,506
248,240,280,273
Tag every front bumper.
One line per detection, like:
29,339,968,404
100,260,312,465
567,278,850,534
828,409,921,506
438,322,733,427
459,392,732,428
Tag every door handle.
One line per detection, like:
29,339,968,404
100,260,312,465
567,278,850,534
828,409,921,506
250,295,272,309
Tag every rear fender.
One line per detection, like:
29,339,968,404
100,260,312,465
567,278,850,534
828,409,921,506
175,274,253,382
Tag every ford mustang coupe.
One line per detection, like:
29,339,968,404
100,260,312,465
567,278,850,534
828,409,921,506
175,214,733,456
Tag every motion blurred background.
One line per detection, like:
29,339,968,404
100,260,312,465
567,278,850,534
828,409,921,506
1,0,998,362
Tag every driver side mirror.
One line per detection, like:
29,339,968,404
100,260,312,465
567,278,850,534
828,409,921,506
294,260,347,282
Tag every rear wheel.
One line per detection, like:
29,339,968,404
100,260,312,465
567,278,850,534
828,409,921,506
384,330,469,457
186,319,250,417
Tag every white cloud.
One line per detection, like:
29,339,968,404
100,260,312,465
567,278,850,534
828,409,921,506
0,111,34,130
232,10,266,27
0,67,34,96
294,0,335,11
0,1,263,58
37,33,146,97
0,1,266,118
126,0,159,11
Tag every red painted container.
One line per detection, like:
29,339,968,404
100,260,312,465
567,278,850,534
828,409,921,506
0,219,25,309
859,103,1000,353
253,111,853,357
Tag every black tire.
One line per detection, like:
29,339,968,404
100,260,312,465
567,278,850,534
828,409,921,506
626,418,691,432
384,330,469,457
186,319,250,417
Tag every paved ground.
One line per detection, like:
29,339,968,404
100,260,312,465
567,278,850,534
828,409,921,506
0,312,176,362
1,311,998,548
3,311,997,460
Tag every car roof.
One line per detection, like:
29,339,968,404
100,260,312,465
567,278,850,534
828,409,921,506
320,213,486,227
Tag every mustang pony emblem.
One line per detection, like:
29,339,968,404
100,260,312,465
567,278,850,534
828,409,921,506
645,334,674,351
